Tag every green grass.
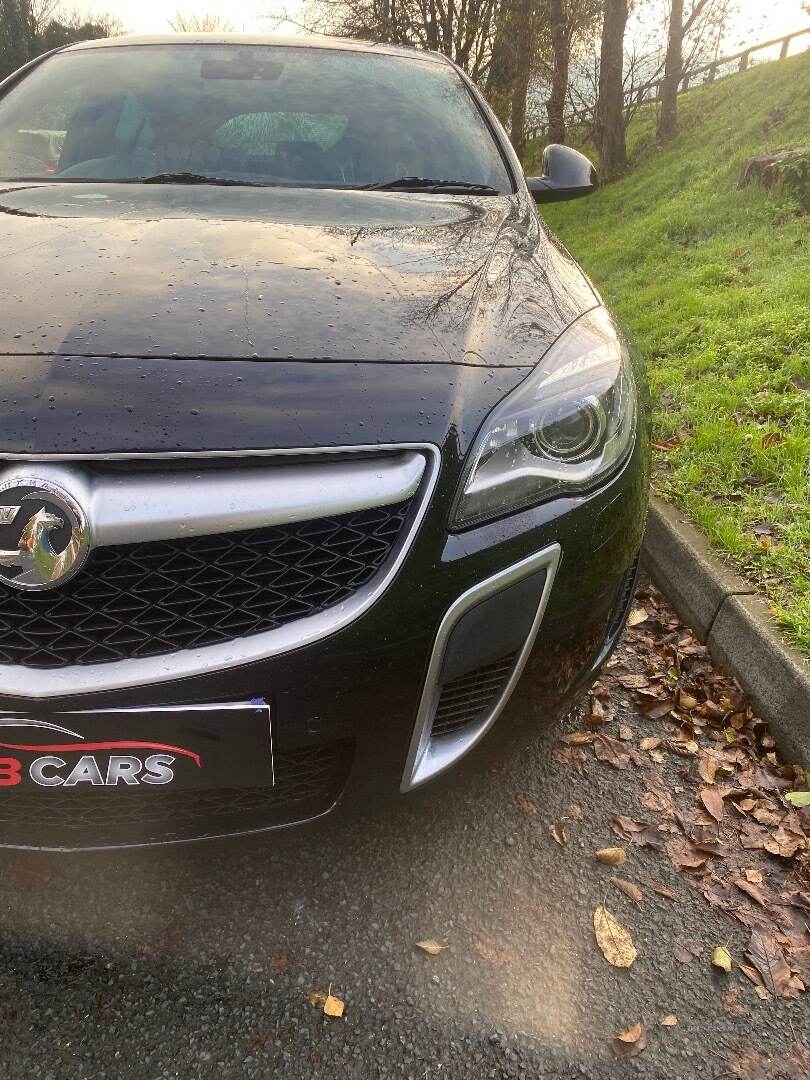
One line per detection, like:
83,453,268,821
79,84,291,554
534,52,810,654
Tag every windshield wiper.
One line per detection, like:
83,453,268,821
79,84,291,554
139,172,271,187
360,176,501,195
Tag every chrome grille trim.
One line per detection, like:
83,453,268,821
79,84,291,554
0,443,440,699
0,452,425,547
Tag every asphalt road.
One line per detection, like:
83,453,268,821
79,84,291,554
0,595,806,1080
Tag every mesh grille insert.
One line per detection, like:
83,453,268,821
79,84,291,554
0,502,411,668
431,653,518,738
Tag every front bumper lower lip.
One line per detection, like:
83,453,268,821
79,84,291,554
401,542,561,791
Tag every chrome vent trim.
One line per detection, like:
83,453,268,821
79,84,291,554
0,443,439,699
401,543,561,792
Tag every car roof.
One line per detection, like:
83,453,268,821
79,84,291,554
62,33,449,66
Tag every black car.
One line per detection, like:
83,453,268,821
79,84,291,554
0,34,649,849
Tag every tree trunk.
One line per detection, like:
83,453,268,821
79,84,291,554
657,0,684,140
596,0,629,182
509,0,535,161
546,0,569,144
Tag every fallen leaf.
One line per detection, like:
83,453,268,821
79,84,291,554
626,607,648,627
784,790,810,807
323,994,345,1019
596,847,627,866
744,868,762,884
698,754,719,785
307,990,328,1007
560,731,594,746
640,737,661,751
594,906,637,967
700,787,725,822
645,699,676,720
720,987,749,1018
612,878,643,904
613,1021,646,1057
517,796,537,816
551,820,567,845
712,945,733,973
733,877,768,907
678,692,699,710
415,940,448,956
619,725,634,741
567,803,584,821
746,931,792,998
593,734,638,770
650,882,676,900
271,952,289,972
674,938,702,964
764,826,805,859
660,1014,678,1027
650,750,666,764
617,674,650,690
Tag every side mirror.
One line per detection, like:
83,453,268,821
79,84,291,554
526,144,598,204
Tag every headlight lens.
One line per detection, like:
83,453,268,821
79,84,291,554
451,307,637,528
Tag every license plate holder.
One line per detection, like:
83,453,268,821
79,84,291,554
0,701,274,792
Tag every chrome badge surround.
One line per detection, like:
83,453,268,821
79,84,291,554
0,478,91,591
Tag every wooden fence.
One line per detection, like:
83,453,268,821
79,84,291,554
528,25,810,142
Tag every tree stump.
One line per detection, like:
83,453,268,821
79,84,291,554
738,147,810,190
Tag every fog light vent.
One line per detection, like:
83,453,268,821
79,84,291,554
431,653,518,737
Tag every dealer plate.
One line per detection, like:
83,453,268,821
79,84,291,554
0,701,274,792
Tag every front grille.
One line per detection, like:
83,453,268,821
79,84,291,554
0,503,411,668
431,653,518,737
0,740,354,847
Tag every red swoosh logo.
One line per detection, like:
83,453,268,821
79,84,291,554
0,740,201,767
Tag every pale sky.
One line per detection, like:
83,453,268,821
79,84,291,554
86,0,809,46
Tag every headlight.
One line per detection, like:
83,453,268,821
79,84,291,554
451,307,637,529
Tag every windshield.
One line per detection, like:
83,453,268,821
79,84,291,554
0,43,512,191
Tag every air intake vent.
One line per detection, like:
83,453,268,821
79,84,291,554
431,652,518,738
605,554,641,644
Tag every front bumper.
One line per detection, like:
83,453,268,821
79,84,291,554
0,435,647,850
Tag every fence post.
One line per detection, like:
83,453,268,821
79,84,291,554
706,64,716,82
779,35,792,60
738,50,751,71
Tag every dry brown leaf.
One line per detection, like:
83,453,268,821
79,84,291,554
618,725,634,741
323,994,345,1019
612,878,643,904
674,938,702,964
517,796,538,816
415,940,448,956
593,734,639,770
650,882,676,900
567,803,584,821
746,931,792,998
744,868,762,884
650,750,666,764
700,786,725,822
594,906,637,968
660,1014,678,1027
596,846,627,866
678,692,699,710
721,987,749,1018
640,737,661,751
697,754,719,785
561,731,595,746
733,877,768,907
551,820,567,846
626,606,648,627
307,990,328,1007
617,674,650,690
613,1021,647,1057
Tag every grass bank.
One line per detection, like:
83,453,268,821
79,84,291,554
536,51,810,653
